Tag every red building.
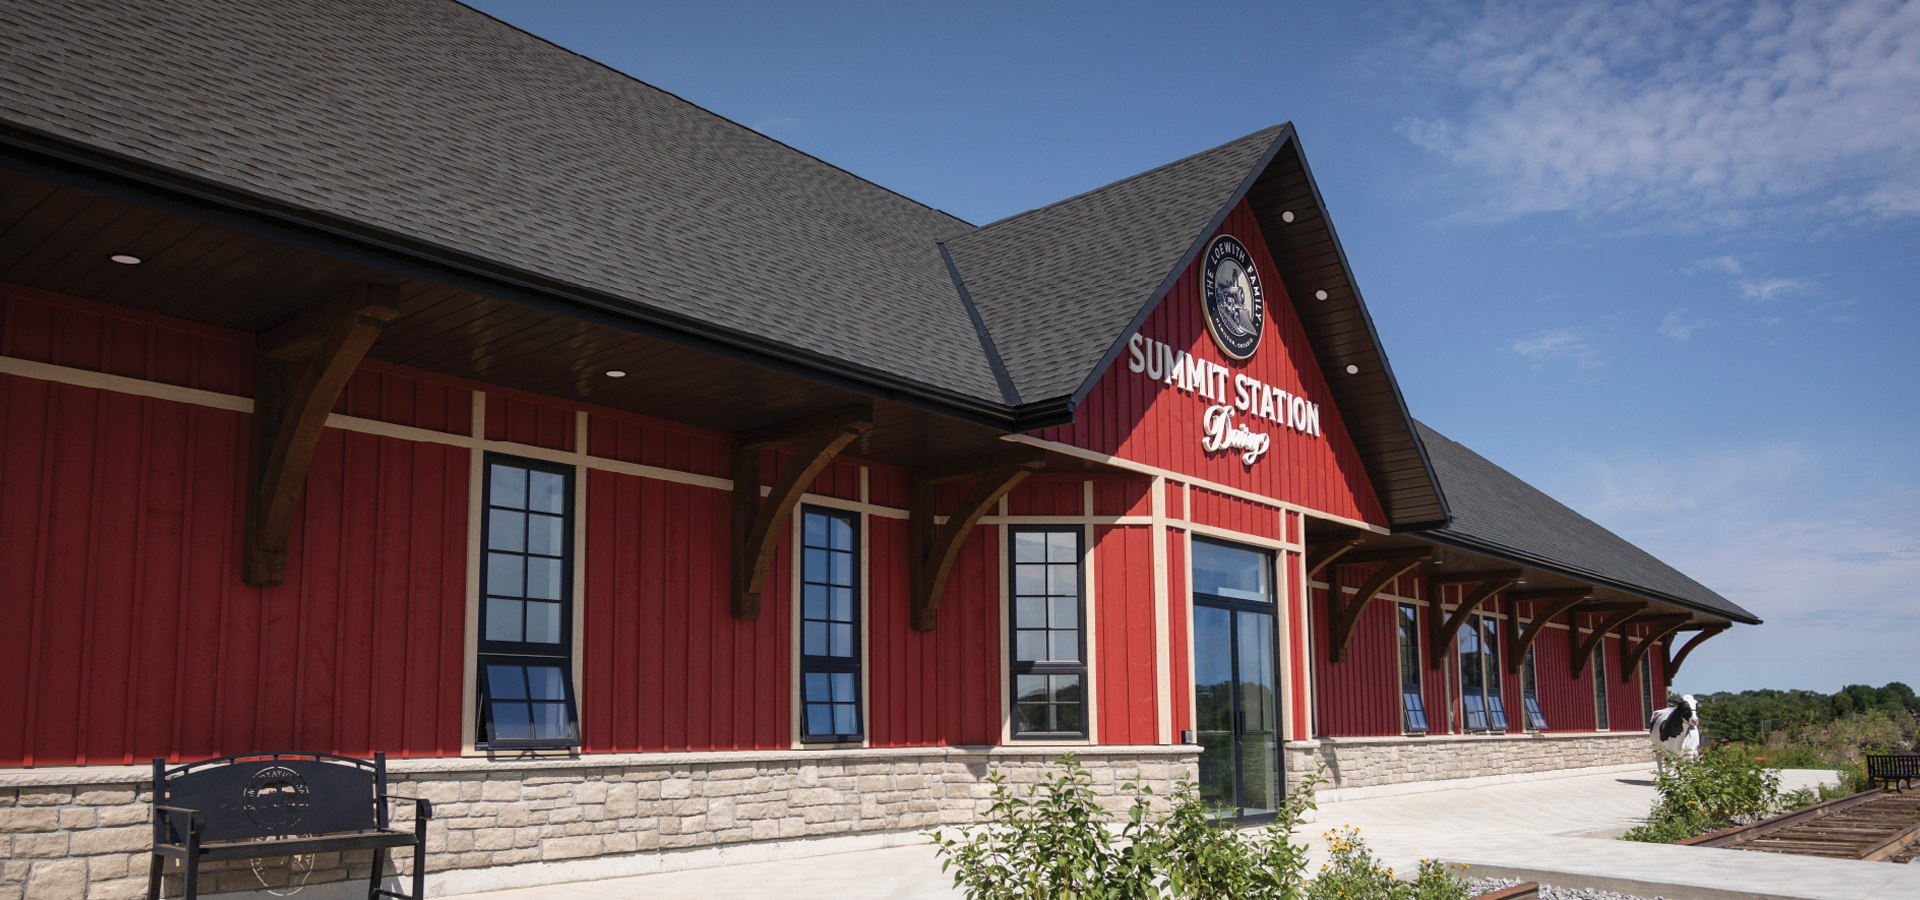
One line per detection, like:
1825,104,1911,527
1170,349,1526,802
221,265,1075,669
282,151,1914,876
0,1,1755,896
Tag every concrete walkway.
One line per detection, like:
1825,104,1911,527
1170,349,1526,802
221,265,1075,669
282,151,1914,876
1312,768,1920,900
440,768,1920,900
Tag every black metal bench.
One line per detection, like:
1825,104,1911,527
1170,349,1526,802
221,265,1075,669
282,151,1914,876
1866,753,1920,792
147,751,431,900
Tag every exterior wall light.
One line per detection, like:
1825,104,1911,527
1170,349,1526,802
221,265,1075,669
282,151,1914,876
109,254,142,264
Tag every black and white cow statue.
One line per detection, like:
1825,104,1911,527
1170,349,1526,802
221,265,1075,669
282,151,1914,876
1649,694,1701,765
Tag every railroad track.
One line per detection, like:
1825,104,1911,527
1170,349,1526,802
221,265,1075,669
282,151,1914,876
1679,789,1920,862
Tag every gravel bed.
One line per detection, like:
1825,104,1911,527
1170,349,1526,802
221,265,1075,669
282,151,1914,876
1468,876,1673,900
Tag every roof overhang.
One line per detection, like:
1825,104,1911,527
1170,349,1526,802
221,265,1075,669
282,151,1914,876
1417,530,1761,625
0,121,1027,434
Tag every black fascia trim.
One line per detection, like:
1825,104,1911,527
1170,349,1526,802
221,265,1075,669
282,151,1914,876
1279,133,1450,528
1411,531,1762,626
940,242,1021,406
1064,124,1295,412
0,123,1021,432
1008,396,1077,433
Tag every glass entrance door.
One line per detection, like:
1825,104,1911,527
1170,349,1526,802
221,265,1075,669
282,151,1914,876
1190,539,1281,821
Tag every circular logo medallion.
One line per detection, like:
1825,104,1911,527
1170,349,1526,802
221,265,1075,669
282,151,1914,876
1201,235,1265,360
243,766,311,832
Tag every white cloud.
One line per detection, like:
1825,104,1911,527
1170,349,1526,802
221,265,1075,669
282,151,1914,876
1392,0,1920,230
1682,254,1819,303
1738,275,1816,301
1659,308,1713,340
1686,255,1746,276
1510,326,1606,370
1812,297,1862,321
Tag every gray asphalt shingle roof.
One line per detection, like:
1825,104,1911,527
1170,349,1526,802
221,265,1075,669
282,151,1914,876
0,0,1345,420
0,0,1004,401
945,126,1285,402
1415,422,1759,623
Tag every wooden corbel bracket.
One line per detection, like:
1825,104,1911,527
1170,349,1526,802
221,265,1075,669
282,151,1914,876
730,403,875,618
906,446,1048,631
1618,615,1692,683
243,284,401,586
1425,569,1522,670
1326,547,1430,662
1503,590,1592,675
1568,602,1647,679
1664,623,1729,687
1304,539,1364,580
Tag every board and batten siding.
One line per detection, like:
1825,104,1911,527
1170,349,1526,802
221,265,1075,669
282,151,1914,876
1034,199,1386,528
0,372,473,765
0,283,1027,765
867,502,1007,748
0,277,1301,766
1093,524,1160,746
1307,567,1410,738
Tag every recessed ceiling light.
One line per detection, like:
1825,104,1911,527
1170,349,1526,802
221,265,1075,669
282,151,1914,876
1281,211,1295,223
604,370,627,378
109,254,142,265
1315,290,1329,301
1344,364,1359,375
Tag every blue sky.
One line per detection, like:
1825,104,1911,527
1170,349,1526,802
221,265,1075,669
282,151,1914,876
469,0,1919,695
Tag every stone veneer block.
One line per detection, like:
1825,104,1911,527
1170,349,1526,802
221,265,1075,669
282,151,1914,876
1283,731,1655,799
0,746,1193,898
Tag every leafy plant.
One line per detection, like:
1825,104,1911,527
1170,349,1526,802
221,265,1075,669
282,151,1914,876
927,756,1155,899
928,755,1329,900
1305,828,1470,900
1146,766,1323,899
1621,744,1782,842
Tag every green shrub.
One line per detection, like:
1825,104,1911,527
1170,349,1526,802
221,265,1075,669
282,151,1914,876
1304,828,1470,900
930,757,1475,900
927,756,1157,899
1778,780,1855,811
1621,744,1781,843
1144,766,1319,899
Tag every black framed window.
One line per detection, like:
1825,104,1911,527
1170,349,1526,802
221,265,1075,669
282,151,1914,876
1520,645,1547,731
477,455,579,749
1010,528,1086,738
1592,644,1610,731
1456,613,1506,732
800,507,862,743
1397,604,1428,734
1639,652,1655,727
1481,616,1507,731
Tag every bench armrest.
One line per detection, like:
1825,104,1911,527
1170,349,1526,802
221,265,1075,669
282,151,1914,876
153,804,204,836
376,794,433,820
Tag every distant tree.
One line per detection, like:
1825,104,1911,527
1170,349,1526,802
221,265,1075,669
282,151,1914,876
1694,683,1918,742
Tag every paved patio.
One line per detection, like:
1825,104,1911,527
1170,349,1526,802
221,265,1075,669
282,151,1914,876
439,768,1920,900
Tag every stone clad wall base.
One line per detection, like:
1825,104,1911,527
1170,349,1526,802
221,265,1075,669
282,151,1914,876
1285,732,1654,803
0,745,1197,900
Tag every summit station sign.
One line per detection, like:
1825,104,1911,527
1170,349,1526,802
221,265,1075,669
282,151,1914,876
1123,235,1322,466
